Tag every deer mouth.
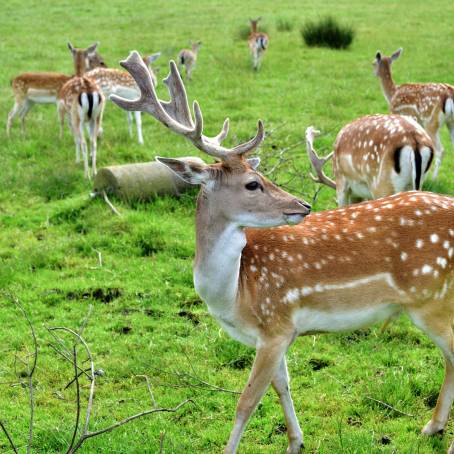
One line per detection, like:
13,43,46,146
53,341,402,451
283,211,309,225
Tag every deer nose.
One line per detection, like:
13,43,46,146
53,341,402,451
297,199,311,213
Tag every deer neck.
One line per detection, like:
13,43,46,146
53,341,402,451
379,65,397,104
193,190,246,316
74,53,87,77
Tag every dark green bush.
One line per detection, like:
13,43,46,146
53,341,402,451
301,16,354,49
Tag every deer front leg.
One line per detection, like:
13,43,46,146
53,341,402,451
225,337,290,454
134,111,143,144
272,357,304,454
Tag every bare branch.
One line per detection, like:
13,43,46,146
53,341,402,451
71,399,194,450
0,420,18,454
305,126,336,189
102,190,121,216
135,375,157,408
66,347,81,454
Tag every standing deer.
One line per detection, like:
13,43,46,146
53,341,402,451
86,52,161,144
248,17,269,70
111,52,454,453
306,114,434,206
58,45,105,178
374,48,454,180
7,42,105,136
177,41,201,80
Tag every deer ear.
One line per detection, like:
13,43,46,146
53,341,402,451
86,42,99,55
247,157,260,170
68,42,75,54
156,157,210,185
145,52,161,65
375,51,381,61
391,48,402,62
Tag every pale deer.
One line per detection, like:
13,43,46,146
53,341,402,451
111,52,454,454
177,41,201,80
374,48,454,180
86,52,160,144
248,17,269,70
6,42,105,136
306,114,434,206
58,45,105,178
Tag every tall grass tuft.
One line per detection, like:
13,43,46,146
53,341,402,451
276,17,294,32
301,16,355,49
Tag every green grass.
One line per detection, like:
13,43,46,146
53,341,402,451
1,0,454,452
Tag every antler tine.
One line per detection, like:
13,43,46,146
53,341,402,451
214,118,230,145
305,126,336,189
161,61,194,128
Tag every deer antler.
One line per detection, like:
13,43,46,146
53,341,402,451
110,51,265,160
305,126,336,189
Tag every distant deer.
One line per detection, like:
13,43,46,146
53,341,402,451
177,41,201,80
374,48,454,180
248,17,269,70
306,114,434,206
57,45,105,178
86,52,161,144
7,42,105,136
112,52,454,453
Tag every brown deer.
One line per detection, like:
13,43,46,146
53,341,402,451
111,52,454,453
86,52,160,144
7,42,105,136
177,41,201,80
57,45,105,178
374,48,454,180
248,17,269,70
306,114,434,206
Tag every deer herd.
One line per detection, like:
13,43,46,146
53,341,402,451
6,18,454,454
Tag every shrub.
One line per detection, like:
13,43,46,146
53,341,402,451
276,17,294,32
301,16,355,49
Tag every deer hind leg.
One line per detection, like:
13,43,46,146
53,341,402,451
271,357,304,454
252,48,259,70
57,101,66,140
89,118,98,177
134,111,143,144
428,124,444,180
225,337,290,454
75,115,89,178
19,100,33,135
407,303,454,435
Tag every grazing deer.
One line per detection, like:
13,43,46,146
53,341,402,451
58,45,105,178
248,17,269,70
86,52,160,144
7,42,105,136
177,41,202,80
111,52,454,454
374,48,454,180
306,114,434,206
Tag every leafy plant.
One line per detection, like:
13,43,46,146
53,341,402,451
301,16,355,49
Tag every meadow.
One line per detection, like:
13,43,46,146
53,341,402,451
1,0,454,452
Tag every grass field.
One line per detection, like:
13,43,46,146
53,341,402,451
1,0,454,452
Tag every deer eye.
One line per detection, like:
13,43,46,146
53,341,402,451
245,181,261,191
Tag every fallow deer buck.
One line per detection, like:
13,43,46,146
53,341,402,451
306,114,434,206
248,17,269,70
6,42,105,136
111,51,454,454
58,45,105,178
86,52,161,144
374,48,454,180
177,41,201,80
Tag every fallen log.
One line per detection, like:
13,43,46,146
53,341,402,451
92,157,205,202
